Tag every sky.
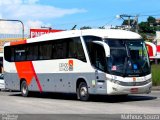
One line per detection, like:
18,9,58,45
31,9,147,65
0,0,160,34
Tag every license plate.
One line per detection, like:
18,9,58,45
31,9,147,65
130,88,138,93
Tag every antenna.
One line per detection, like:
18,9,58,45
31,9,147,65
71,25,77,30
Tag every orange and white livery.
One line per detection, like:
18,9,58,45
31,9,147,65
4,29,152,101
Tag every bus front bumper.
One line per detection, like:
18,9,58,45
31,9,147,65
106,80,152,95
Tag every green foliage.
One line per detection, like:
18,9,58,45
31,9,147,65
155,26,160,31
122,19,138,26
80,26,92,30
151,64,160,86
99,26,105,29
147,16,156,24
138,16,157,34
139,33,147,40
122,19,135,25
138,21,156,34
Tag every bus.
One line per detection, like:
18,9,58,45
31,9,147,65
0,52,4,90
4,29,152,101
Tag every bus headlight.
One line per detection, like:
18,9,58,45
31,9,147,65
106,77,120,85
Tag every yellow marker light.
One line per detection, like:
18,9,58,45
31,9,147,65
92,80,96,87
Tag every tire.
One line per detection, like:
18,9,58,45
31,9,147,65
118,94,128,98
77,82,89,101
21,80,29,97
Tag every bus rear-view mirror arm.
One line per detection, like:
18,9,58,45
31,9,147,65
92,41,110,57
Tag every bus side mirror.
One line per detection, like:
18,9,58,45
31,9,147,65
103,43,110,57
92,41,110,57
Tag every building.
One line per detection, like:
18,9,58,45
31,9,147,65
156,18,160,25
156,31,160,45
0,33,28,52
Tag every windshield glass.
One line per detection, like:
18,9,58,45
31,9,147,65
105,39,150,77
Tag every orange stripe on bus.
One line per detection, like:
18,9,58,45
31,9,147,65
10,39,26,46
15,61,43,92
15,61,35,85
11,39,42,92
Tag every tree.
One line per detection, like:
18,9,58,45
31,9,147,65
122,19,134,26
139,33,147,40
80,26,92,30
138,22,155,33
99,26,105,29
138,16,157,34
147,16,156,24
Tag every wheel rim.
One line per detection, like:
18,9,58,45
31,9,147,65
80,86,88,97
22,83,27,95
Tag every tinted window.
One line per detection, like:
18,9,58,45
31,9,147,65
83,36,102,63
4,46,12,62
53,40,68,59
68,38,86,62
90,43,106,71
14,46,26,61
4,37,86,62
107,39,125,47
26,44,38,60
39,42,52,60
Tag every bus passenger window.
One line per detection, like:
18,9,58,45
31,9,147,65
14,46,26,61
4,46,14,62
39,43,52,60
68,38,86,62
26,44,38,60
52,41,67,59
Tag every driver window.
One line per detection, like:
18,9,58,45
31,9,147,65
90,43,106,71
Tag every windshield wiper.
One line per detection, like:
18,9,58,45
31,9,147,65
122,57,128,77
122,42,130,77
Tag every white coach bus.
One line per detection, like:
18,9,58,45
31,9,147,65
4,29,152,101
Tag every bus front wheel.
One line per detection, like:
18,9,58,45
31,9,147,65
77,82,89,101
21,80,29,97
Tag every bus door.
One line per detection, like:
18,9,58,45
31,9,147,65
89,42,109,80
89,42,109,92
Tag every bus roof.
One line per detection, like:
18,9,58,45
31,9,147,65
5,29,142,46
81,29,142,39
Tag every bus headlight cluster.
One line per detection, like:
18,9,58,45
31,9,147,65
145,78,152,84
107,77,121,85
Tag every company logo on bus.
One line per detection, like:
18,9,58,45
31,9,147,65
133,77,136,81
59,60,74,71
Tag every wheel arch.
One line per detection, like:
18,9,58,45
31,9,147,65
76,78,87,91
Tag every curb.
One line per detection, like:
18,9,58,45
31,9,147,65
152,86,160,91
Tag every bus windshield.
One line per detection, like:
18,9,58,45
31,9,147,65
105,39,150,77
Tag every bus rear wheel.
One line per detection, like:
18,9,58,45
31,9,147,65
21,80,29,97
78,82,89,101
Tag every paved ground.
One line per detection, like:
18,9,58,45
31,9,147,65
0,90,160,119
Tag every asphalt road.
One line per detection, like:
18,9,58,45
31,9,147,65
0,90,160,120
